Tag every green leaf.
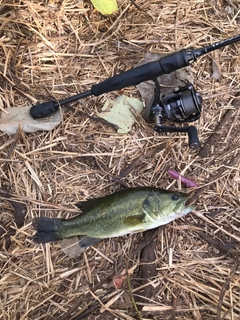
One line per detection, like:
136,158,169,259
90,0,118,15
97,95,144,133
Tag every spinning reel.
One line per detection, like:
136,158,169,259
143,82,202,149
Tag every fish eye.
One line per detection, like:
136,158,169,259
171,194,179,201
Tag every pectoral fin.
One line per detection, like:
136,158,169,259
123,215,145,228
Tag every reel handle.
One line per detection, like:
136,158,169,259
154,124,200,150
187,126,200,149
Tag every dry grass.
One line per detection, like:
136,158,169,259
0,0,240,319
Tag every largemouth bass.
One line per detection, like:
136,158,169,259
33,187,195,247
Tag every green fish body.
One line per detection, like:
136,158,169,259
33,187,195,245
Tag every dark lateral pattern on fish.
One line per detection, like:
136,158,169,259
32,187,195,245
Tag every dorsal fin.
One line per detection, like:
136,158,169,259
75,194,111,213
75,187,161,214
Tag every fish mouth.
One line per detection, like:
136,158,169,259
181,203,196,215
177,196,196,215
184,195,197,214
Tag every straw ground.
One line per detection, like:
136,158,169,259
0,1,239,319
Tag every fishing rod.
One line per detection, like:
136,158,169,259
30,34,240,149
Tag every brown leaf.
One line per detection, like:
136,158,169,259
0,106,64,134
61,237,85,258
113,265,137,289
0,187,27,250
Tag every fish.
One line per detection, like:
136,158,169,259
32,187,195,247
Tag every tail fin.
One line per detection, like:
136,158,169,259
32,217,63,243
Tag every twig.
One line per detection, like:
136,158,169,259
137,228,158,307
216,259,240,320
127,276,143,320
70,105,118,130
2,127,21,172
119,156,143,177
198,231,240,253
198,93,240,158
129,0,154,22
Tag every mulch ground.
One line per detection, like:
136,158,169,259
0,1,240,319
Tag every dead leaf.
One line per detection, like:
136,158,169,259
0,187,27,250
113,271,126,289
97,95,144,133
61,237,85,258
113,264,138,289
0,106,64,135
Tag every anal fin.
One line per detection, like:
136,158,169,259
79,236,103,248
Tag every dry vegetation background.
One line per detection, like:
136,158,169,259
0,0,240,319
